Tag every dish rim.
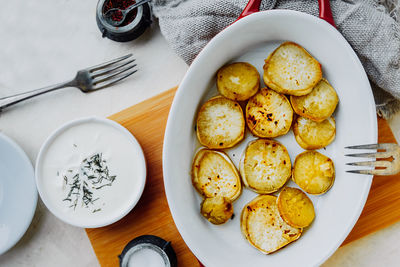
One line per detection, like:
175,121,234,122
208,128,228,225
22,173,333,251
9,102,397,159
0,132,37,255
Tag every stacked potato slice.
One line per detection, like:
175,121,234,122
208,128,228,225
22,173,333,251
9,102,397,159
291,78,339,122
293,116,336,150
193,62,258,225
293,151,335,195
191,41,339,254
263,42,322,96
277,187,315,228
192,149,242,224
217,62,260,101
245,88,293,138
240,139,291,194
241,195,302,254
196,96,245,149
241,188,315,254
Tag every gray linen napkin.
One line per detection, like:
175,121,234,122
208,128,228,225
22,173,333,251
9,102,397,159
152,0,400,118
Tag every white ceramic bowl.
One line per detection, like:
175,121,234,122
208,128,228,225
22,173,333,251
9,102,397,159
163,10,377,267
36,117,146,228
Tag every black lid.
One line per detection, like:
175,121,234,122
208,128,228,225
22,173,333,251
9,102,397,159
96,0,153,42
119,235,177,267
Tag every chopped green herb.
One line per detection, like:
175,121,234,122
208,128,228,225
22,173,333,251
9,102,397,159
60,153,117,213
95,183,112,190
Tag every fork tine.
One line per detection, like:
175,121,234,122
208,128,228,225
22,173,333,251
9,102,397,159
91,59,136,78
345,144,379,149
87,54,133,72
345,143,394,150
347,168,393,176
345,151,393,158
93,63,137,84
94,69,138,90
347,169,376,175
346,160,391,168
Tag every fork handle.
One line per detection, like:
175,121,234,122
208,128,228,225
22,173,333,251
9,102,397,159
0,79,76,111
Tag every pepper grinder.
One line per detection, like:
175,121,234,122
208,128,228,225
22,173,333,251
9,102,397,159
96,0,153,42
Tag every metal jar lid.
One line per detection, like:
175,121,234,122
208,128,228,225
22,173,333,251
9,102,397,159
119,235,177,267
96,0,153,42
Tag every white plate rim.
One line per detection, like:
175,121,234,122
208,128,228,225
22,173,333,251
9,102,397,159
35,116,147,228
163,10,377,266
0,132,37,255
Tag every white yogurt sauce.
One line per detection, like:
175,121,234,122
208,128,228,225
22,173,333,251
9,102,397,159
38,119,145,225
127,248,166,267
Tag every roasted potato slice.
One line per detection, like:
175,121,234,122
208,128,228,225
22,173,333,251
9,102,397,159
290,78,339,122
263,42,322,96
201,196,234,225
293,116,336,150
241,195,302,254
192,149,242,201
240,139,291,194
217,62,260,101
196,96,245,149
293,151,335,195
246,88,293,138
277,187,315,228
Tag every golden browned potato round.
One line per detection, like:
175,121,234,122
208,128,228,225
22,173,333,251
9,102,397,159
241,195,302,254
290,78,339,122
293,151,335,195
200,196,234,225
263,42,322,96
240,139,291,194
277,187,315,228
192,149,242,201
196,96,245,149
246,88,293,138
217,62,260,101
293,116,336,150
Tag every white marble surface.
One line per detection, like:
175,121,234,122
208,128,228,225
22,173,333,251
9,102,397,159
0,1,400,266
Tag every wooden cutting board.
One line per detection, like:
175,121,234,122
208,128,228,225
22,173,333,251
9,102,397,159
86,87,400,266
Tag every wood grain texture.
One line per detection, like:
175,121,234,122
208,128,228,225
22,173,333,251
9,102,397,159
86,88,199,267
86,87,400,266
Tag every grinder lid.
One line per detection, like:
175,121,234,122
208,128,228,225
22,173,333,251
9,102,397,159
119,235,177,267
96,0,152,42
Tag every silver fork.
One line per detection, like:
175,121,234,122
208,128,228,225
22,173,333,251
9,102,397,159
0,54,137,111
345,143,400,175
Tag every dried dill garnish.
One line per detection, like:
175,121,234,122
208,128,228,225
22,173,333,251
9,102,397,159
60,153,117,213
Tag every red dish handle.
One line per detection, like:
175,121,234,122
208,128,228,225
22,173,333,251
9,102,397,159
236,0,336,28
318,0,336,27
236,0,262,21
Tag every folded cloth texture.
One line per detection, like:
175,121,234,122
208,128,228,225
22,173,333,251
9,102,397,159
152,0,400,118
